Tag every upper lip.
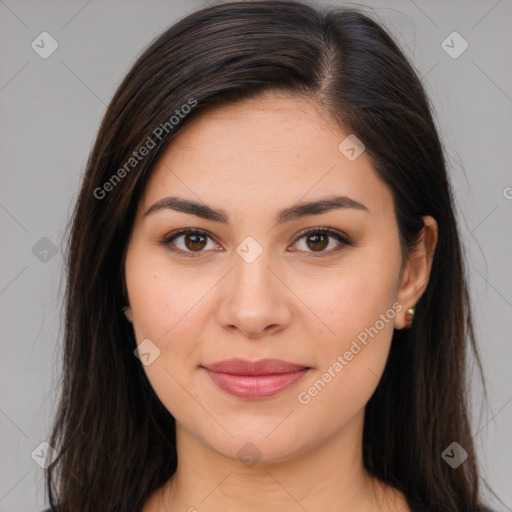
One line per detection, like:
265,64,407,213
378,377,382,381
202,358,310,376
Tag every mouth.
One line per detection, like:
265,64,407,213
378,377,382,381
200,358,311,399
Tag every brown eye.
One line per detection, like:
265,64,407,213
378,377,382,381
184,233,207,251
305,232,329,252
293,228,352,257
162,229,218,257
162,227,352,259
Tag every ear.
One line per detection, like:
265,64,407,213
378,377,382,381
395,216,438,329
123,306,134,323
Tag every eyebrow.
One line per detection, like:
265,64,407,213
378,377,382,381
143,194,369,225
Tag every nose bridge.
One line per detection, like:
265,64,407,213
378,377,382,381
231,239,276,301
216,238,292,337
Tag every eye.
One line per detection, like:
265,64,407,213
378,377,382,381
291,227,353,257
161,229,220,258
161,227,353,258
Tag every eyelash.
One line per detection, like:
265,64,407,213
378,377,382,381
160,227,353,258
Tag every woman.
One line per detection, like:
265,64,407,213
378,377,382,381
42,1,496,510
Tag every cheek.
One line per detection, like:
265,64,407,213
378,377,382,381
125,238,210,343
126,262,212,424
292,275,399,429
293,252,401,403
124,243,212,399
299,260,399,350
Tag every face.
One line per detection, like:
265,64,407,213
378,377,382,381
124,93,421,464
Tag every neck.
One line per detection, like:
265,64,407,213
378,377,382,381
145,410,408,512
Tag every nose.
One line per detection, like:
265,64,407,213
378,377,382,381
216,252,292,340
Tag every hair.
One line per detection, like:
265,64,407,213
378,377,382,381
45,1,497,511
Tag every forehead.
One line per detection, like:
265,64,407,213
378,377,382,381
140,94,394,220
170,93,338,155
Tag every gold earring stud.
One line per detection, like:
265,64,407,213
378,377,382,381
405,306,415,328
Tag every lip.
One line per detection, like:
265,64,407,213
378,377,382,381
201,358,310,399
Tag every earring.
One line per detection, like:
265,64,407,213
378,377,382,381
405,306,415,329
123,306,133,323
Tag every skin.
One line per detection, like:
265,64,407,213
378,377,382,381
124,92,438,512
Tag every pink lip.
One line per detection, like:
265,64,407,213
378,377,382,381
201,358,310,399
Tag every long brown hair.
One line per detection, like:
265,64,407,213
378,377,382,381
46,1,496,510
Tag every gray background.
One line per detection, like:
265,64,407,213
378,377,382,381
0,0,511,510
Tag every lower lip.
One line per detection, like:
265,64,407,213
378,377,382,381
202,367,309,399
